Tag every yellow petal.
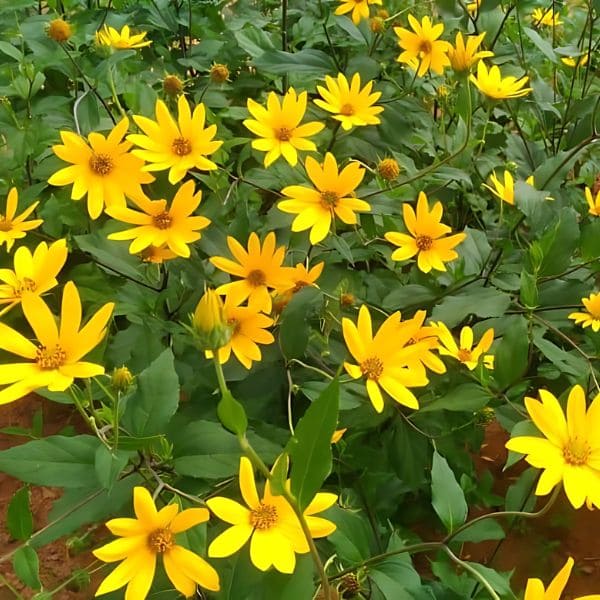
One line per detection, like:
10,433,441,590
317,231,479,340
206,497,250,525
170,507,210,533
208,523,253,558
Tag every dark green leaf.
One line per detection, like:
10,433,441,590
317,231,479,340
94,446,132,491
218,390,248,436
7,487,33,541
420,384,491,413
431,451,468,533
494,316,529,389
12,546,41,590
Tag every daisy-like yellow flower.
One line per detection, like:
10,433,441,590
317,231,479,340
128,96,222,185
448,32,494,72
95,24,152,49
524,556,600,600
561,53,589,68
334,0,382,25
403,311,446,377
48,117,154,220
568,292,600,332
94,486,219,599
342,305,431,412
276,261,324,295
0,188,43,252
205,296,274,369
314,73,383,131
585,186,600,216
483,169,514,205
532,7,562,27
384,192,467,273
394,15,452,77
432,322,494,370
210,232,292,314
207,457,337,573
0,239,68,315
243,88,324,167
466,0,481,15
0,281,113,405
106,180,210,258
278,153,369,244
470,61,532,100
506,385,600,509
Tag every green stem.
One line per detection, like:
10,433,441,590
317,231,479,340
443,546,500,600
213,356,229,398
69,386,110,449
108,65,126,118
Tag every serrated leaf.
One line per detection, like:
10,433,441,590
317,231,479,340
431,451,468,533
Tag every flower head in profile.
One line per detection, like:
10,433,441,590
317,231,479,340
561,53,589,68
0,281,114,405
106,180,210,258
505,385,600,509
95,24,152,49
448,32,493,72
402,311,446,378
207,457,336,573
205,296,274,369
483,170,514,205
525,556,600,600
210,232,292,313
48,117,154,220
334,0,382,25
278,153,369,244
0,239,68,315
394,15,451,77
342,305,431,412
244,88,324,167
94,486,219,599
470,61,532,99
568,292,600,332
466,0,481,15
128,96,222,184
192,289,231,352
0,188,43,252
384,192,467,273
433,322,494,370
532,8,562,27
585,186,600,216
314,73,383,131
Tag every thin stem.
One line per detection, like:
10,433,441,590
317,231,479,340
443,546,500,600
107,65,126,118
213,356,229,398
281,0,289,92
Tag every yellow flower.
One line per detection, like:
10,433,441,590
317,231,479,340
193,289,231,352
342,304,430,412
384,191,467,273
111,366,134,393
205,296,274,369
210,232,292,314
278,153,369,244
106,180,210,258
394,15,451,77
207,457,337,573
402,311,446,377
585,186,600,216
470,61,532,99
48,117,154,220
483,169,514,205
525,556,600,600
276,261,324,295
94,486,219,598
505,385,600,509
334,0,382,25
433,322,494,370
243,88,324,167
448,32,493,72
0,239,68,315
0,281,114,405
139,245,178,264
532,8,562,27
209,63,230,83
314,73,383,131
466,0,481,15
128,96,222,185
95,24,152,49
0,188,43,252
568,292,600,332
47,18,72,43
331,428,347,443
561,53,589,68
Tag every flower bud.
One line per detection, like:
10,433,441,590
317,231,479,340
111,366,133,393
47,18,72,43
377,158,400,181
369,17,385,33
340,292,355,307
192,289,232,351
209,63,230,83
163,74,184,96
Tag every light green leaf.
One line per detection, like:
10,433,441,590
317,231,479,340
431,450,468,533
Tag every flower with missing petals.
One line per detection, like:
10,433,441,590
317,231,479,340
334,0,382,25
470,61,531,100
568,292,600,332
448,32,493,72
0,188,43,251
585,186,600,216
95,24,152,49
433,322,494,370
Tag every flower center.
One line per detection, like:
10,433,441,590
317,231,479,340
36,344,67,370
340,103,355,116
563,437,591,466
148,528,173,553
276,127,292,142
320,190,339,209
250,503,278,530
152,211,172,230
457,348,472,363
227,317,241,335
418,40,433,57
360,356,384,381
415,235,433,251
89,153,114,176
246,269,266,287
0,215,12,231
16,277,37,295
172,137,192,156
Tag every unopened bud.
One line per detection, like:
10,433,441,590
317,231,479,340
377,158,400,181
192,289,232,351
370,17,385,33
340,292,355,307
377,9,389,18
163,74,184,96
47,18,72,43
209,63,230,83
111,366,133,393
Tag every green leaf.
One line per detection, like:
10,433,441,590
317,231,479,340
12,546,41,590
94,446,132,491
288,379,339,510
420,384,491,413
269,452,289,497
121,348,180,436
217,390,248,436
254,49,336,75
0,435,101,488
451,519,505,543
279,286,320,360
0,41,24,61
431,450,468,533
523,27,557,63
494,316,530,389
370,532,421,597
7,487,33,541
